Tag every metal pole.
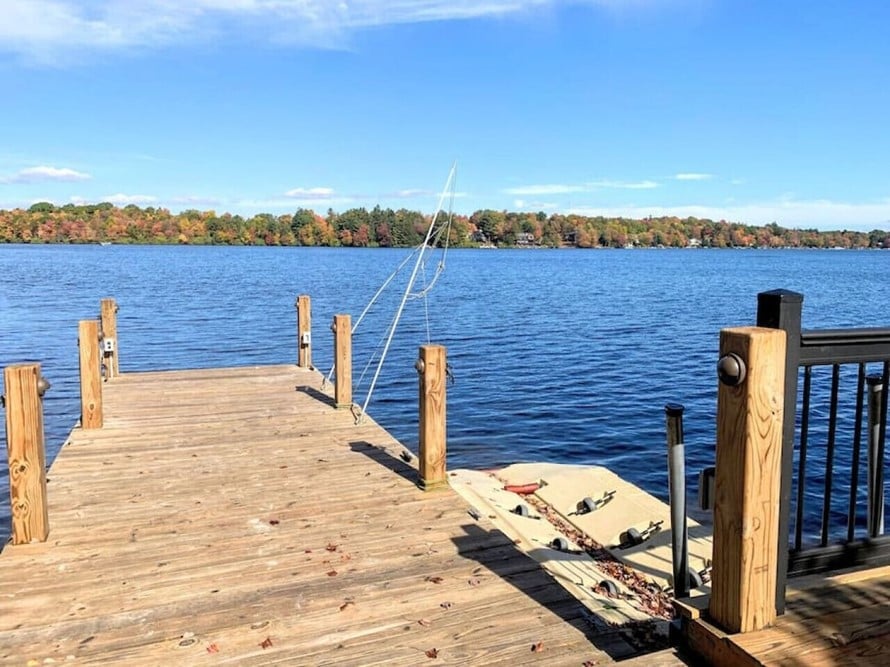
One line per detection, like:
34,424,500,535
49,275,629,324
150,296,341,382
867,374,884,537
666,402,689,597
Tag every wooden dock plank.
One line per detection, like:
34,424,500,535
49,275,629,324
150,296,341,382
0,365,611,665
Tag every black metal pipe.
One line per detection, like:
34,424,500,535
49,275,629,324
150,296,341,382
665,403,688,597
867,373,885,537
847,364,866,543
796,367,812,550
821,365,840,547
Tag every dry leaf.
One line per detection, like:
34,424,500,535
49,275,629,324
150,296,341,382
531,641,544,653
259,637,273,649
326,570,338,577
425,648,439,659
425,576,444,584
417,618,432,627
206,643,219,654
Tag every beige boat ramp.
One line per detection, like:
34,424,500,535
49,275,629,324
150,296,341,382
450,463,713,634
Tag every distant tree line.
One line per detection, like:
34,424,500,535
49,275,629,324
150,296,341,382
1,202,889,249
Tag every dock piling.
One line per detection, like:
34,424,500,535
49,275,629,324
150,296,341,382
3,363,50,544
417,344,447,491
710,326,786,633
78,319,103,429
296,294,312,368
332,314,352,408
100,298,119,378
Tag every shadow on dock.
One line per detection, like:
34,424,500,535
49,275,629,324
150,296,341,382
349,440,418,485
295,383,336,407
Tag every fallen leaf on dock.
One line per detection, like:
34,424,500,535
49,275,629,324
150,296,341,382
425,648,439,658
326,570,338,577
259,637,273,649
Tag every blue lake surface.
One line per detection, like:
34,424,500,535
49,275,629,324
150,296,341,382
1,244,888,545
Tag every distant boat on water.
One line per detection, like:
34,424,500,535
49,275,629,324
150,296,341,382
99,241,112,246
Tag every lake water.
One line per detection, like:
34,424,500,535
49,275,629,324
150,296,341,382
1,244,888,544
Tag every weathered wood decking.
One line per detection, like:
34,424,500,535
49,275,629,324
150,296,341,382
1,365,618,665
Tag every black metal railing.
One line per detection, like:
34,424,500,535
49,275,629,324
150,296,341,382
757,289,890,614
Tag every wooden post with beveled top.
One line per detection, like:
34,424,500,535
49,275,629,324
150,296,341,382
417,345,447,491
3,363,50,544
296,294,312,368
100,297,119,379
78,319,103,429
709,326,786,634
332,314,352,408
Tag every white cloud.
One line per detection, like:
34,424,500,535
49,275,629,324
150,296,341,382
0,1,664,63
504,179,658,195
589,179,658,190
566,197,890,231
504,183,584,195
171,194,222,206
284,186,336,199
103,193,158,204
674,172,712,181
0,165,91,183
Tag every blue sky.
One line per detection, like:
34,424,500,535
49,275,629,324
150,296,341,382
1,1,889,230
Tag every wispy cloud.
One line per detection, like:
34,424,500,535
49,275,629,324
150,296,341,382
674,172,712,181
0,165,91,183
504,183,584,196
171,194,222,206
504,179,658,195
590,179,658,190
67,193,155,205
1,1,665,64
567,197,890,231
284,186,336,200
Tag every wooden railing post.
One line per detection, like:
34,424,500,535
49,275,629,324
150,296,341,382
710,326,786,633
332,314,352,408
3,363,50,544
100,298,119,379
78,319,103,429
416,345,447,491
296,294,312,368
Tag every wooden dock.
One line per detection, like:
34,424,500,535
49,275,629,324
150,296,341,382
1,364,621,665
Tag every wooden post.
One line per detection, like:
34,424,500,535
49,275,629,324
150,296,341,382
709,326,786,633
417,345,447,491
100,297,119,378
78,319,103,429
332,314,352,408
296,294,312,368
3,363,50,544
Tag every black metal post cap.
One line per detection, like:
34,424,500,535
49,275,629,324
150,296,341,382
717,353,746,386
665,403,685,417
